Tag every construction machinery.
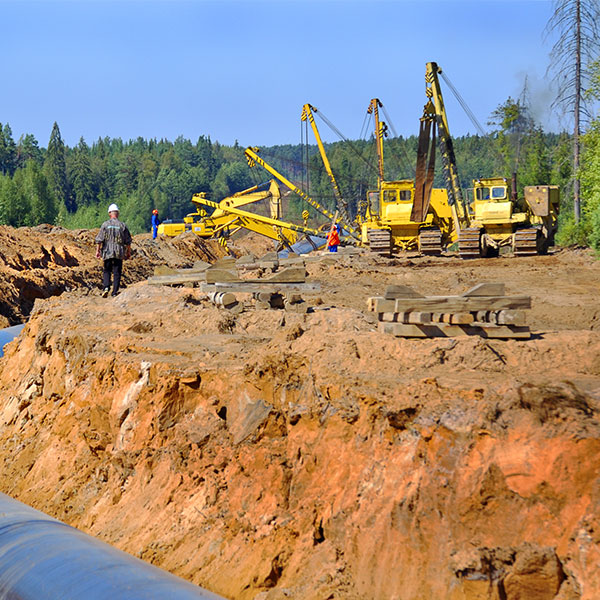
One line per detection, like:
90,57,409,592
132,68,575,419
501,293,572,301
157,180,282,238
360,98,455,256
300,103,354,230
158,176,330,252
244,146,361,243
419,61,559,258
189,194,328,253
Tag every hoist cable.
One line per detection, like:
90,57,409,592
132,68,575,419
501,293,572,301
440,71,487,137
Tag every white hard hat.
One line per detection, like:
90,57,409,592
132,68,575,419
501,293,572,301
108,203,119,213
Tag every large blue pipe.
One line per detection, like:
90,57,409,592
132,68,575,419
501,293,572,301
0,325,24,357
0,493,224,599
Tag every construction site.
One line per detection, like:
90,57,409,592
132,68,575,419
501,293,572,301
0,60,598,600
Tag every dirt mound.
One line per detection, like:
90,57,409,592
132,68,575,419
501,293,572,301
0,238,599,599
0,226,225,325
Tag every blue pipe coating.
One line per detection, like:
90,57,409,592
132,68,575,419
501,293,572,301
0,493,224,599
0,325,24,357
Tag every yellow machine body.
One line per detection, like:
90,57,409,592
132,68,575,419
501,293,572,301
362,179,454,252
423,61,560,257
157,181,281,238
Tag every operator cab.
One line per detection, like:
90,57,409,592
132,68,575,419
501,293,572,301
473,178,509,202
475,185,507,201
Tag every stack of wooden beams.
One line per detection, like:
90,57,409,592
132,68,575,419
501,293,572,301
368,283,531,339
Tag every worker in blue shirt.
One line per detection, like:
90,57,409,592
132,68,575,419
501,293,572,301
151,209,160,239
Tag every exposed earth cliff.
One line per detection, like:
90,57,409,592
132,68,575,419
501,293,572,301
0,225,599,599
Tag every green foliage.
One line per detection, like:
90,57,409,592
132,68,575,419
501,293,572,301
45,122,70,211
13,162,56,225
68,137,95,207
17,134,43,168
60,203,103,230
555,213,592,247
211,162,253,201
0,124,17,176
0,174,28,226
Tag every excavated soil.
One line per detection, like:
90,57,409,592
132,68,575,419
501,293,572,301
0,227,599,600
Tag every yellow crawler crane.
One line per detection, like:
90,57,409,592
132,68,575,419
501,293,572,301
360,98,454,256
467,177,560,256
421,61,559,258
190,194,328,252
157,180,282,238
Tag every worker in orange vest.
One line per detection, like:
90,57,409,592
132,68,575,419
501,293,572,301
327,223,340,253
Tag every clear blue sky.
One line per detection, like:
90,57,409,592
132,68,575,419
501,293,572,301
2,0,562,148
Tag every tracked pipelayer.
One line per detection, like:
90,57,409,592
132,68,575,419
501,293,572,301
359,98,455,257
419,61,559,259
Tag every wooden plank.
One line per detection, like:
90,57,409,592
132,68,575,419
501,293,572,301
154,265,211,277
463,282,506,297
205,268,240,283
193,259,211,271
379,312,432,324
262,266,306,283
201,282,320,293
148,273,207,285
153,265,178,276
394,295,531,312
213,257,236,268
384,285,425,300
369,297,397,313
379,321,530,339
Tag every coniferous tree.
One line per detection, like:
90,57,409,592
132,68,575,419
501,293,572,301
0,124,17,176
68,137,95,207
45,122,72,211
488,96,535,178
16,134,43,168
546,0,600,222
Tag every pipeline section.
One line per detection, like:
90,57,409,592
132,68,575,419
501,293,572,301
0,493,224,600
0,325,24,357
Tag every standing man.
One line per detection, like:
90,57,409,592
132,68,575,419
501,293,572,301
95,203,132,297
151,209,160,239
326,222,340,253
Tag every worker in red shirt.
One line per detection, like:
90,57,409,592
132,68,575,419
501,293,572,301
327,223,340,253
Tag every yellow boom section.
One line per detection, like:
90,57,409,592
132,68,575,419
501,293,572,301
244,146,360,238
192,195,328,250
300,103,352,229
424,61,470,230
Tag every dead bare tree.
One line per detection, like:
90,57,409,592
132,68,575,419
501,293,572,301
546,0,600,222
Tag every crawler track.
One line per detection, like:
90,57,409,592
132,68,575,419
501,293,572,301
367,228,392,257
458,227,481,259
418,229,443,256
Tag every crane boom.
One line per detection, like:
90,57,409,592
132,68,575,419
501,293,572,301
423,62,470,229
367,98,388,187
191,195,327,248
300,103,352,228
244,146,360,237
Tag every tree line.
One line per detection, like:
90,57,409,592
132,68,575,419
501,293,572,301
0,105,592,246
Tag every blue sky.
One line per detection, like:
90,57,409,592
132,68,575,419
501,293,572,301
2,0,563,148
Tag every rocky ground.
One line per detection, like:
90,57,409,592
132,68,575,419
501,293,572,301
0,225,599,599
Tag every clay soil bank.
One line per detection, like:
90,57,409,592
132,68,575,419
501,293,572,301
0,227,599,600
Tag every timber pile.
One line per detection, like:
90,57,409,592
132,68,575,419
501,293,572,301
147,254,319,313
368,283,531,339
